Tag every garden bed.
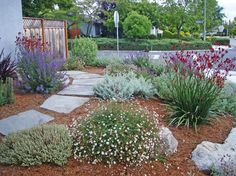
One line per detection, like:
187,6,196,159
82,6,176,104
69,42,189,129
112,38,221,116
0,67,235,176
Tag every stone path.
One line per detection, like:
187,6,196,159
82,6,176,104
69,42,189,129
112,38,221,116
40,95,90,114
58,71,103,97
0,71,103,135
0,110,54,135
58,85,94,96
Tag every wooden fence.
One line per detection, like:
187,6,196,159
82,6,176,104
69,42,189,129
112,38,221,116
23,17,68,59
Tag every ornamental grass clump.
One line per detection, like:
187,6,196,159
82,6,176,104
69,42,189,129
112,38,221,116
0,124,72,166
93,72,155,100
16,34,65,93
0,48,16,105
0,49,16,81
163,48,236,129
0,77,14,106
70,102,163,166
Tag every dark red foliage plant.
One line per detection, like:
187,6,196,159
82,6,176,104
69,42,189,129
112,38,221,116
0,49,16,82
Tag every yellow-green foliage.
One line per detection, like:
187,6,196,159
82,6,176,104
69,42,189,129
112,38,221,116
185,32,191,37
193,32,200,39
0,124,72,166
180,31,185,38
163,30,175,39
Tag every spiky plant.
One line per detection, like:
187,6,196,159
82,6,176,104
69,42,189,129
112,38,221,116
0,49,16,82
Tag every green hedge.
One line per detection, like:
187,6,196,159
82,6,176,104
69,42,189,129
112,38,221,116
69,38,211,51
210,37,230,46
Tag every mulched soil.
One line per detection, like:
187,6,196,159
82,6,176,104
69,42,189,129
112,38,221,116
82,66,105,75
0,66,235,176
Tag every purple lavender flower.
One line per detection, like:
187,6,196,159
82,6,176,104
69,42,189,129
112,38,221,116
16,41,65,94
124,51,150,67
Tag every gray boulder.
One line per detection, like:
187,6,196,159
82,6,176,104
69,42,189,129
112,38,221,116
192,128,236,174
159,127,178,155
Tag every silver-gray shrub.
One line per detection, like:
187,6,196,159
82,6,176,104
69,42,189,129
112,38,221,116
93,72,155,100
212,81,236,116
152,73,174,100
0,124,72,166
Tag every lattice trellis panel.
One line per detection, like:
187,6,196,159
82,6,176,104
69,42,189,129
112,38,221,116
44,20,64,28
23,18,41,28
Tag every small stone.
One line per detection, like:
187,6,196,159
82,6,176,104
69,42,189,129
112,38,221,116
61,74,70,87
159,127,178,155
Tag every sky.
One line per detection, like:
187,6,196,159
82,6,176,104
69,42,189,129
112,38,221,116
217,0,236,22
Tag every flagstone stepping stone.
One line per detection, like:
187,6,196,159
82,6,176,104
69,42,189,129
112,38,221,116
0,110,54,135
72,78,104,85
65,71,103,80
66,71,87,75
72,74,103,80
58,85,94,96
40,95,89,113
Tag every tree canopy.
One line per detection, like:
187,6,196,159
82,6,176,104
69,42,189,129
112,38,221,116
22,0,227,38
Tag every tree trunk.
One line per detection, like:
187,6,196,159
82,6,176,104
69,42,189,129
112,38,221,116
177,27,181,39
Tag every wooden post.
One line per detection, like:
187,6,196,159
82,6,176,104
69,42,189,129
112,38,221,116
41,18,45,50
64,20,69,60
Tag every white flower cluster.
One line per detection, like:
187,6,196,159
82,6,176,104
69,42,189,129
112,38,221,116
70,102,166,166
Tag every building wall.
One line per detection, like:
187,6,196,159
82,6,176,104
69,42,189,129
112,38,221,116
0,0,23,57
80,22,96,37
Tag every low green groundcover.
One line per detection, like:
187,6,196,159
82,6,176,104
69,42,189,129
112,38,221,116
0,124,72,166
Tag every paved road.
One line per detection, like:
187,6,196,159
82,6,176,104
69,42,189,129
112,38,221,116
97,38,236,59
230,38,236,48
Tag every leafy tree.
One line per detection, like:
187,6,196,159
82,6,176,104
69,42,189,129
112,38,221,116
160,0,225,37
43,6,81,29
194,0,225,31
103,0,133,37
232,26,236,37
133,0,161,27
22,0,74,17
123,11,151,39
103,0,161,37
74,0,105,36
161,0,195,38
